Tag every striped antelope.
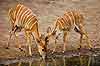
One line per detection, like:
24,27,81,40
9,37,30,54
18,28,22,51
47,10,93,53
7,4,47,59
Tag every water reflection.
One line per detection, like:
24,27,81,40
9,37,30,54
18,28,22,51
2,56,93,66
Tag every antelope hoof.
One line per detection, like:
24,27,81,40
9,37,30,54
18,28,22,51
52,51,54,54
62,51,65,53
19,48,23,51
89,46,93,49
88,47,93,51
52,49,56,53
89,48,92,51
5,47,9,49
77,45,82,50
77,48,80,50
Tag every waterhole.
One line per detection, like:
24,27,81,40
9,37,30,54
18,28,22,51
0,55,100,66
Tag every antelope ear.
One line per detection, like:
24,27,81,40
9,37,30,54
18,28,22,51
52,30,57,36
40,33,45,40
47,26,52,33
56,33,61,40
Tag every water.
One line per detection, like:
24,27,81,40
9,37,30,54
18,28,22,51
0,55,100,66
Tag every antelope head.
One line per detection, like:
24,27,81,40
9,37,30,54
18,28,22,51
37,26,60,59
43,26,61,53
36,34,47,60
45,26,61,42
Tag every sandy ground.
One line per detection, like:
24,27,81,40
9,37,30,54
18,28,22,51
0,0,100,59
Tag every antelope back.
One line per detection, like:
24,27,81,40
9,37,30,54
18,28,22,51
55,10,84,31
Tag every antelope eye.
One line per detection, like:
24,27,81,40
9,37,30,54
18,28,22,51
47,39,49,41
36,39,40,43
42,49,45,51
